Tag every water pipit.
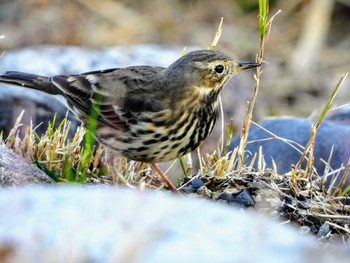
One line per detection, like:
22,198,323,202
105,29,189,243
0,49,260,191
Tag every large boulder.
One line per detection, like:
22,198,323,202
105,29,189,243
0,186,348,263
230,117,350,186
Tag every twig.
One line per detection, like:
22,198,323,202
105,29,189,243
209,17,223,51
237,2,281,169
293,73,348,184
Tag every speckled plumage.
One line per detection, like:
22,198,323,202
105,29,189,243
0,49,259,168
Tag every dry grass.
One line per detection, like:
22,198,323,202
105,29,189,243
2,110,350,245
237,5,281,170
1,111,106,183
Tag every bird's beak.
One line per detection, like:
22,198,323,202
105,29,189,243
232,61,261,73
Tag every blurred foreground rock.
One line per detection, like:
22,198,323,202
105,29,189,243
0,145,54,186
0,186,349,263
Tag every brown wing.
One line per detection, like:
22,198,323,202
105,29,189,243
51,66,167,130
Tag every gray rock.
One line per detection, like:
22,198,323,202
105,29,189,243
0,145,54,186
0,86,79,138
230,117,350,186
327,104,350,124
0,45,185,75
0,186,348,263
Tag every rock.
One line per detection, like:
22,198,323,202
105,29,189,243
0,186,349,263
0,45,184,75
327,104,350,124
196,185,212,198
191,178,204,188
0,145,54,186
317,222,331,238
180,178,204,193
218,189,255,207
229,117,350,186
0,86,79,138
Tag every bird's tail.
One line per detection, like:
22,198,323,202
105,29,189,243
0,71,60,95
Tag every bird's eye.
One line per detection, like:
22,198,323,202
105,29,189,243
214,65,224,74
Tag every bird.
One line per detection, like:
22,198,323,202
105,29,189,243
0,49,260,191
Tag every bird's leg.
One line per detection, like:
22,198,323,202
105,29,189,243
104,152,119,185
105,151,129,186
150,163,177,192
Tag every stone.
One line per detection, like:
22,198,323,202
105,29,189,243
229,117,350,186
0,86,79,138
0,186,349,263
327,104,350,124
231,117,350,174
218,189,255,207
0,145,54,187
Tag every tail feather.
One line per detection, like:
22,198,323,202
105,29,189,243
0,71,60,95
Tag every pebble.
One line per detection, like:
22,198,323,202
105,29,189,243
218,189,255,207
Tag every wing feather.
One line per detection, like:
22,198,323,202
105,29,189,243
51,66,167,130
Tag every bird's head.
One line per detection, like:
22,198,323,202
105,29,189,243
164,50,260,104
